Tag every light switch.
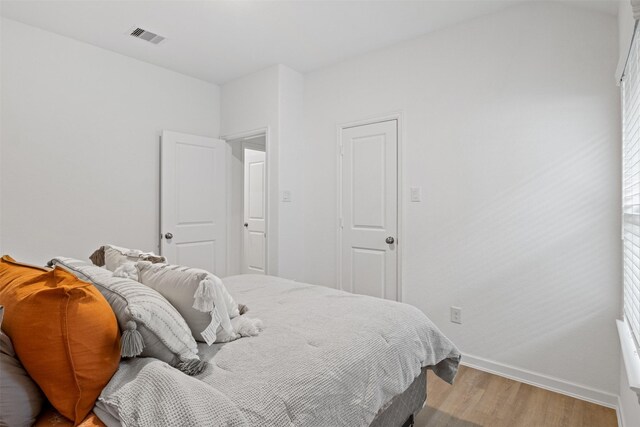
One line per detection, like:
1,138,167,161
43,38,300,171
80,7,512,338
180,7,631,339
410,187,421,202
282,190,292,202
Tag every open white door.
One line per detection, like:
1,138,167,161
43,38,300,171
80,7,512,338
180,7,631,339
161,130,227,276
243,148,266,274
340,120,398,300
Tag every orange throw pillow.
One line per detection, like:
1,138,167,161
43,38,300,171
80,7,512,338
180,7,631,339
0,256,120,425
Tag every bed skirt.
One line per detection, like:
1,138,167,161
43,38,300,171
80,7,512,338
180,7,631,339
370,368,427,427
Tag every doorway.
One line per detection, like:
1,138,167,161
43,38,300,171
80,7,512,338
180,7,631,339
338,119,399,300
226,133,268,275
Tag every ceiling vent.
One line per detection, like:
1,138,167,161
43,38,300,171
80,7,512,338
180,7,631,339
129,27,165,45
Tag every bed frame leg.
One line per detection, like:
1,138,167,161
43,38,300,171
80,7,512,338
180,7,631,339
401,414,414,427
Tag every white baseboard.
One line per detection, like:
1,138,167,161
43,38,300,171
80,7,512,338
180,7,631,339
460,353,619,410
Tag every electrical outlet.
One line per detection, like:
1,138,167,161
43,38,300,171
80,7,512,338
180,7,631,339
450,306,462,324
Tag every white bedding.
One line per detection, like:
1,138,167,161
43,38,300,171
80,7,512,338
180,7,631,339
96,274,460,427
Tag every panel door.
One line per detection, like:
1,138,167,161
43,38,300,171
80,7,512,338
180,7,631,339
160,130,227,275
243,148,266,274
341,120,397,300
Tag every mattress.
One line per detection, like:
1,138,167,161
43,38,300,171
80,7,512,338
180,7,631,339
94,274,459,426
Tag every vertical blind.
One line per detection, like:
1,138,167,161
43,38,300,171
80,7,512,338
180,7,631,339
623,23,640,347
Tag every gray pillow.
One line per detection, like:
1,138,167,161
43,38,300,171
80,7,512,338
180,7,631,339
0,306,44,427
50,257,205,376
136,262,240,345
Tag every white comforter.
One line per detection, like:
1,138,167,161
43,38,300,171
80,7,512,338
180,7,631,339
96,275,460,427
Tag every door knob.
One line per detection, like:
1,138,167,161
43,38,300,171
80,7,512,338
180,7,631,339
244,223,249,228
386,236,395,244
164,232,173,240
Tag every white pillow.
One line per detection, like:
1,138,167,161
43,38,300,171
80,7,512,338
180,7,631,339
136,262,240,345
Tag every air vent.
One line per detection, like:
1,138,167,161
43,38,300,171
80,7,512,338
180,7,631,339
129,27,165,45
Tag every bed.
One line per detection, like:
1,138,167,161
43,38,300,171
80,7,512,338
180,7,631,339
92,274,461,427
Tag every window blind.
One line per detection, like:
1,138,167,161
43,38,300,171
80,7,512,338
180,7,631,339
623,23,640,347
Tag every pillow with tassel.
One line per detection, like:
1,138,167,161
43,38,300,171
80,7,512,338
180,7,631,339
136,261,241,344
49,257,206,376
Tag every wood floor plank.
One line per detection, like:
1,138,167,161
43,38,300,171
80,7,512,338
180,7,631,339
416,366,617,427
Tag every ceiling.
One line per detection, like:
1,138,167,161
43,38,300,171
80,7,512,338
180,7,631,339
0,0,619,85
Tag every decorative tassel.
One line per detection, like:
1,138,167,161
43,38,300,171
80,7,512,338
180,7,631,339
176,358,208,376
89,246,106,266
193,278,215,312
238,304,249,315
200,313,220,345
120,320,144,357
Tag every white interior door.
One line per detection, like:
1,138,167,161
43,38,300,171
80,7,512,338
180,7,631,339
340,120,398,300
243,148,266,274
161,130,227,275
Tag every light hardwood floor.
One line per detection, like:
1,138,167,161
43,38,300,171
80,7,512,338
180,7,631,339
415,366,618,427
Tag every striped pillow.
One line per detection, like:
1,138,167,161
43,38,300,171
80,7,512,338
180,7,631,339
50,257,205,375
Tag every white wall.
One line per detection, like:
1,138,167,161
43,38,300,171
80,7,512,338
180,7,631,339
301,2,621,398
0,18,220,263
277,66,305,280
220,64,305,279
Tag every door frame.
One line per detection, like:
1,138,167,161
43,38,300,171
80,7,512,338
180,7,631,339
221,127,271,275
336,112,404,301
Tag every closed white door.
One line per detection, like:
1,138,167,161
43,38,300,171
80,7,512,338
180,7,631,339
243,148,266,274
161,130,227,276
340,120,398,300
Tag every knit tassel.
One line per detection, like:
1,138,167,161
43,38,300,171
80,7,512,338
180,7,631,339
200,312,220,345
176,358,208,376
192,277,215,312
120,321,144,357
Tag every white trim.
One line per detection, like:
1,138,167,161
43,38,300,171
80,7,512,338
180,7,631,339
221,127,269,142
461,353,619,409
221,127,271,275
618,396,626,427
336,125,342,290
335,112,404,300
618,319,640,403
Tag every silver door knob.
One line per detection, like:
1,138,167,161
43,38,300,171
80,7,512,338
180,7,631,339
386,236,395,244
164,232,173,240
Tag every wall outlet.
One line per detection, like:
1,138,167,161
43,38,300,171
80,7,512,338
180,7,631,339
410,187,421,202
450,306,462,324
282,190,292,202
